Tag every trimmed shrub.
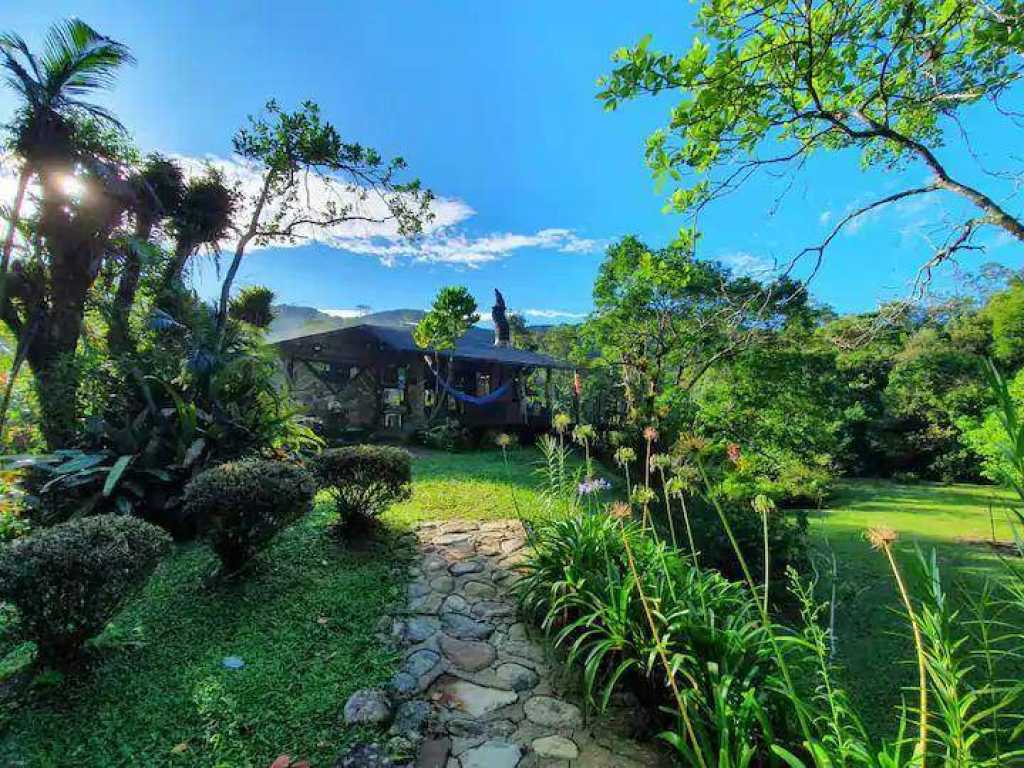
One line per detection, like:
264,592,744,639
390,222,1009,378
182,459,316,572
0,515,171,666
311,445,412,530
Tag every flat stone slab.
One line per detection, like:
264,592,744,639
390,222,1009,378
414,737,450,768
463,580,497,599
343,688,392,725
439,634,496,672
460,740,521,768
404,649,441,678
523,695,582,728
450,560,485,576
403,616,440,643
496,662,539,692
533,734,579,760
436,679,517,718
441,612,493,640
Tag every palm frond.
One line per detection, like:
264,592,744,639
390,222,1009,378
40,19,133,98
0,32,43,106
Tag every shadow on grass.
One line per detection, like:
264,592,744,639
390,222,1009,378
0,508,408,767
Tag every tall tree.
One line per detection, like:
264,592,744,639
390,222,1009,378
0,20,137,446
588,235,806,428
414,286,480,416
163,166,236,287
0,18,134,288
106,153,185,353
217,99,434,339
599,1,1024,283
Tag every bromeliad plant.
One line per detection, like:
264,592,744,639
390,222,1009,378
1,307,322,531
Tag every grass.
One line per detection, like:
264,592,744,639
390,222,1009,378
0,500,408,767
393,452,1024,742
385,445,602,527
3,448,1017,763
808,478,1022,740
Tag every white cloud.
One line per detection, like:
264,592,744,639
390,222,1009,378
819,210,832,225
718,250,775,277
0,153,602,267
519,308,588,320
173,154,602,267
318,307,371,319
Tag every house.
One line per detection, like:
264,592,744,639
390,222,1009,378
274,292,573,438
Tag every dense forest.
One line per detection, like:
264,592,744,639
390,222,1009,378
531,239,1024,504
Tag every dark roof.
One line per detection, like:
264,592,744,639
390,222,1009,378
274,322,574,370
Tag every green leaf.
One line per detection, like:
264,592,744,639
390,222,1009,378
770,745,809,768
53,453,106,474
103,455,134,497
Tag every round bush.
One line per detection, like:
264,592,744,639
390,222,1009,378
182,459,316,572
311,445,412,529
0,515,172,666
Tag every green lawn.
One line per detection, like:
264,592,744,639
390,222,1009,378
0,501,408,767
384,445,597,528
808,478,1021,739
2,450,1018,764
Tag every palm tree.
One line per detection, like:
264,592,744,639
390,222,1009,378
0,18,134,279
0,19,133,446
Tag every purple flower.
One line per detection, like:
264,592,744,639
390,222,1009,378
577,477,612,496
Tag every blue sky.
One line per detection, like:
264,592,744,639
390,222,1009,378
3,1,1023,319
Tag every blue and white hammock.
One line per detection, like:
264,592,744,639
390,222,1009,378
425,356,514,406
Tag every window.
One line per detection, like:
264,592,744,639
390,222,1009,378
476,373,492,397
383,387,404,407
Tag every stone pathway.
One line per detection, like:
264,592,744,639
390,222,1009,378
384,520,668,768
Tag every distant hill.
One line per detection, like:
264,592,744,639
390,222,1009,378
267,304,567,343
267,306,426,342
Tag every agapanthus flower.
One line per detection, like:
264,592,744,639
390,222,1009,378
552,413,572,434
751,493,775,517
643,426,659,443
577,477,612,496
674,434,708,456
866,526,898,551
495,432,513,448
649,453,673,471
572,424,596,444
607,501,632,520
614,446,637,466
726,442,742,465
630,486,656,506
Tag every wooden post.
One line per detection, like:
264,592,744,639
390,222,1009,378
544,367,552,413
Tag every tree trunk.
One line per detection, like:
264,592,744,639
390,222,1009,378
1,165,31,276
216,235,250,338
216,172,272,342
0,333,29,446
107,218,154,355
162,237,195,289
26,165,128,449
